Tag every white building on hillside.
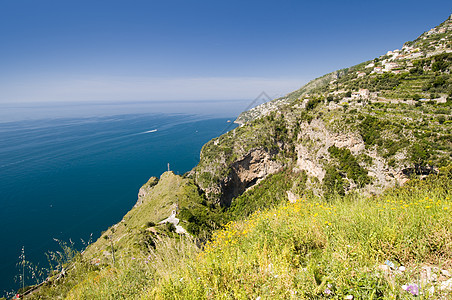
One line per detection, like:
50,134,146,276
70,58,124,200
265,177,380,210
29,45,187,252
359,89,370,99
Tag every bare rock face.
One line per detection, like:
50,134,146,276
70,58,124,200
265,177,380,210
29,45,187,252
135,176,159,207
294,118,405,195
286,191,299,203
295,144,326,180
220,148,282,206
295,119,365,181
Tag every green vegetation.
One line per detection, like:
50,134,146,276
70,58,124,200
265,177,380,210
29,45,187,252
28,167,452,299
322,165,346,197
357,115,385,146
360,72,403,92
194,112,298,201
227,169,308,220
327,145,371,187
80,172,225,266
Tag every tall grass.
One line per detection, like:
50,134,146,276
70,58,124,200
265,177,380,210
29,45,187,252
38,238,199,300
29,168,452,299
153,170,452,299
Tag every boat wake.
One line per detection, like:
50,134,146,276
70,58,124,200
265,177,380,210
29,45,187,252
142,129,158,134
0,159,27,169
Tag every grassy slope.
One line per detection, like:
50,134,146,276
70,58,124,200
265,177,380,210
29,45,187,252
82,171,223,266
30,166,452,299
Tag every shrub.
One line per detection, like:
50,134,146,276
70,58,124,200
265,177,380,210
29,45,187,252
409,143,431,166
358,116,384,146
146,221,156,227
328,146,371,187
323,165,345,197
165,222,176,232
306,98,321,111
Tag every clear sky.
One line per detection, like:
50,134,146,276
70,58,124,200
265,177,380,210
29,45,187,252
0,0,451,103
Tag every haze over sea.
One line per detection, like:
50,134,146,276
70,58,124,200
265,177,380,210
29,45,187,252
0,100,249,294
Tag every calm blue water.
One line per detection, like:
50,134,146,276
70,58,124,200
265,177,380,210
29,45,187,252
0,100,247,295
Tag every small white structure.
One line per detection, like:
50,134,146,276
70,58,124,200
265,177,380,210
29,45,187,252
384,62,399,71
159,210,188,235
350,89,370,100
351,92,360,100
372,67,384,74
359,89,370,99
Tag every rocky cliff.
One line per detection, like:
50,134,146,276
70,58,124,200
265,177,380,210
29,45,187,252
194,14,452,206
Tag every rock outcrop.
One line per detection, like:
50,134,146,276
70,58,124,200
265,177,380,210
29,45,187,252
219,148,283,206
135,176,158,207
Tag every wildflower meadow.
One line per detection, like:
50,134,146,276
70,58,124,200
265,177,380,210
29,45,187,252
26,167,452,299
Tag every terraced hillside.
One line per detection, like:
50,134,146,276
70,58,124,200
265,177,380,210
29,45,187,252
236,13,452,124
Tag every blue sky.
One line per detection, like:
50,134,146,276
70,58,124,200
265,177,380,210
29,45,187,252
0,0,451,103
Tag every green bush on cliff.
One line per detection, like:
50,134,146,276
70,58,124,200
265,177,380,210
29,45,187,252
177,181,225,236
358,115,385,146
227,169,307,220
322,165,346,197
328,145,371,188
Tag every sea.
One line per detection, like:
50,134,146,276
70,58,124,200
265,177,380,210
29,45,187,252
0,100,249,295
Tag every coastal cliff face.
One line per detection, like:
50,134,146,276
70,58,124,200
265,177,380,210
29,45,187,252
194,14,452,204
135,176,158,207
217,148,283,206
193,88,450,206
293,117,406,195
192,111,297,204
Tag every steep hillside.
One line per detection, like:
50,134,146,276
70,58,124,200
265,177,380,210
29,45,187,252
194,92,451,207
26,167,452,299
199,13,452,210
20,13,452,300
